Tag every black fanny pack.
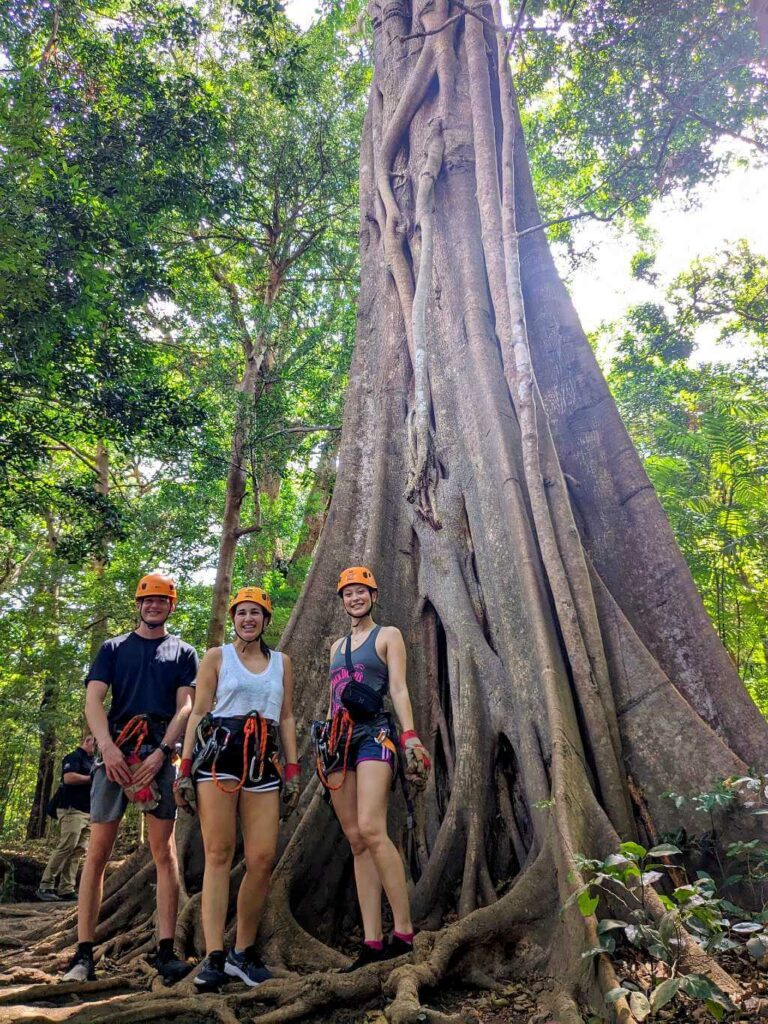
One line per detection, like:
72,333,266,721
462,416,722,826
339,634,384,721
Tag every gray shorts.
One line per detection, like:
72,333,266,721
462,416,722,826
90,750,177,824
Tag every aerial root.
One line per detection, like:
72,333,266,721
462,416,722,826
0,976,128,1006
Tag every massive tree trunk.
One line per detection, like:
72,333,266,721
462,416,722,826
4,2,767,1021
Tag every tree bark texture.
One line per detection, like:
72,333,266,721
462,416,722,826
4,2,768,1020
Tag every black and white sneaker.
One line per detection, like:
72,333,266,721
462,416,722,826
62,947,95,982
340,943,386,972
224,946,273,986
194,950,228,992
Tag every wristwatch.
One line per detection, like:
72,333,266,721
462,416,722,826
160,742,174,758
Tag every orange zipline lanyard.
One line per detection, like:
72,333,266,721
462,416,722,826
316,708,354,792
211,714,268,794
113,715,149,756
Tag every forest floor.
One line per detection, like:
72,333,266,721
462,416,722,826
1,845,767,1022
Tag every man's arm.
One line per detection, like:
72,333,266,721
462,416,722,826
61,750,93,786
86,681,132,786
162,685,194,749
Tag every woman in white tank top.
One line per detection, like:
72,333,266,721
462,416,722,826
175,586,299,991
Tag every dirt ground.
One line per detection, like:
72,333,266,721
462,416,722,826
1,843,767,1023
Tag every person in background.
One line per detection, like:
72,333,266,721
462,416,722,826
36,732,95,902
62,572,197,985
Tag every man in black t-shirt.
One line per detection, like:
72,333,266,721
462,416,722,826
63,573,198,986
37,733,95,901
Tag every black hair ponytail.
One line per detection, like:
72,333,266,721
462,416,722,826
259,615,271,660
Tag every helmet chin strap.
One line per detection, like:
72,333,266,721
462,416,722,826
234,625,264,648
232,613,269,649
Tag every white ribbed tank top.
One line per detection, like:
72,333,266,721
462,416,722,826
213,645,284,722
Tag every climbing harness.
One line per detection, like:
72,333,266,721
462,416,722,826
111,714,161,811
114,714,150,755
193,711,275,794
313,708,355,791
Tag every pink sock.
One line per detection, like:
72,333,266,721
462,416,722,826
364,939,383,950
394,931,414,944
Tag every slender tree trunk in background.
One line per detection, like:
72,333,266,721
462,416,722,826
206,390,258,648
25,666,58,840
26,537,62,840
89,441,110,659
289,439,337,567
207,277,280,647
241,349,288,581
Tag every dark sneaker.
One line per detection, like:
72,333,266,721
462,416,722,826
340,943,387,972
57,891,78,902
194,951,228,992
381,935,414,961
153,949,193,985
224,946,273,987
36,887,60,902
62,948,95,982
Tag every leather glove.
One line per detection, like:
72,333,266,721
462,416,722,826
282,763,301,815
400,731,431,791
124,753,161,812
173,759,196,813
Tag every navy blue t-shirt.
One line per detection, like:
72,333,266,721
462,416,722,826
60,747,94,813
86,631,198,729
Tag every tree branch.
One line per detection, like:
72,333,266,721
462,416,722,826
401,13,463,42
234,524,262,538
258,424,341,443
505,0,529,59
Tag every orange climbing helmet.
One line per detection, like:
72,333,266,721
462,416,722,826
135,573,177,608
337,566,378,594
229,586,272,618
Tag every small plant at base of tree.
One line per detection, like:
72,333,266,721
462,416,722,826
568,841,738,1020
665,774,768,901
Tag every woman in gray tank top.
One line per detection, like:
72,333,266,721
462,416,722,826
318,565,431,972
